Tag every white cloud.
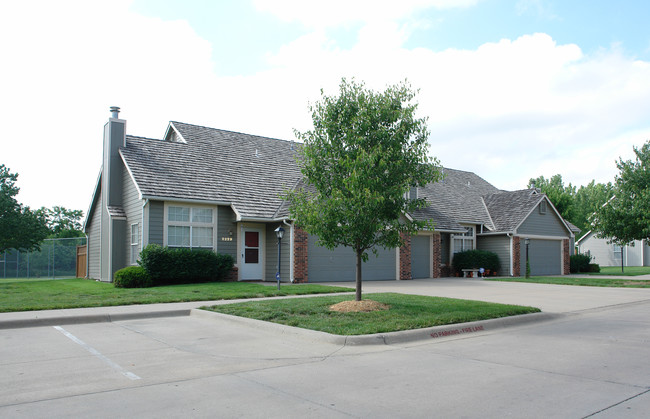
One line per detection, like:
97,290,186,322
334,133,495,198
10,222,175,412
2,0,649,215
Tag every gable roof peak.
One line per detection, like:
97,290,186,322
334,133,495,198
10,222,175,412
163,122,186,144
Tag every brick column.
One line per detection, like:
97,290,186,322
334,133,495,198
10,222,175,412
513,236,521,277
563,239,570,275
224,266,238,282
293,227,308,283
432,233,441,278
399,232,412,280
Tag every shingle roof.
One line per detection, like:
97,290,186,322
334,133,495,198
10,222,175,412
107,206,126,219
120,122,302,219
415,168,501,231
118,121,567,235
483,189,544,231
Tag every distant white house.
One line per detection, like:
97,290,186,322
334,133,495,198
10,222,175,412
576,231,650,267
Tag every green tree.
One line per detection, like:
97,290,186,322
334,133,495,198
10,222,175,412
0,164,49,253
527,174,576,221
572,180,614,233
592,141,650,246
287,79,442,301
37,206,85,238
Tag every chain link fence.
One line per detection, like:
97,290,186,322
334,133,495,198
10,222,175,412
0,237,87,280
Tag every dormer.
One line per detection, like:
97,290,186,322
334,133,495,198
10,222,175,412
163,122,187,143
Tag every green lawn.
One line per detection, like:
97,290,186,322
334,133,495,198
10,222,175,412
486,276,650,287
203,292,540,335
588,266,650,276
0,278,353,312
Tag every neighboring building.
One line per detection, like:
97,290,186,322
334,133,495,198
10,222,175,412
576,231,650,267
84,108,575,282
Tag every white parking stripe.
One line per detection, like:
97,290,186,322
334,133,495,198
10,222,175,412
53,326,141,380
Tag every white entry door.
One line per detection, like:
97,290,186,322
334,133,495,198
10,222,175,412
241,228,263,280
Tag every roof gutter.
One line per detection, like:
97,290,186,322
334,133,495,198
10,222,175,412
140,195,233,207
238,216,290,223
478,231,514,236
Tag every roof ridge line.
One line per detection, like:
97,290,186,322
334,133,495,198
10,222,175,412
171,121,297,145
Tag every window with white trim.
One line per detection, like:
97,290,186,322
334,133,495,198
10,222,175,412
613,244,622,260
453,227,474,254
131,223,140,264
166,206,214,249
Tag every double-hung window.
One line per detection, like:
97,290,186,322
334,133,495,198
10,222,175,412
167,206,214,249
130,223,140,264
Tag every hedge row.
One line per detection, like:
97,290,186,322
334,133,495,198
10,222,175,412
114,244,235,288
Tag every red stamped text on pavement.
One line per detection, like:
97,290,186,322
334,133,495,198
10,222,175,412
430,325,484,338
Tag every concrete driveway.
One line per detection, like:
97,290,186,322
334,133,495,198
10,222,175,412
1,278,649,418
355,277,650,313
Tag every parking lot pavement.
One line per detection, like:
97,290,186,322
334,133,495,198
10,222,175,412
351,277,650,313
1,286,649,418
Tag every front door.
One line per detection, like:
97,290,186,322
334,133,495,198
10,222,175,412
241,228,263,280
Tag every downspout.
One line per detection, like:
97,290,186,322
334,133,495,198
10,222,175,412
141,199,149,250
283,219,294,282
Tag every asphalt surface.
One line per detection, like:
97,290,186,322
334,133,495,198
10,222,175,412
1,276,649,418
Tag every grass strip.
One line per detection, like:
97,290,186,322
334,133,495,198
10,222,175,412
587,266,650,276
203,292,540,335
485,276,650,287
0,279,353,312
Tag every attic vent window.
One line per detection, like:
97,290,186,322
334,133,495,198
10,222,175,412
539,201,547,214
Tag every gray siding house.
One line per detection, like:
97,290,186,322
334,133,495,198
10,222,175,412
84,108,574,282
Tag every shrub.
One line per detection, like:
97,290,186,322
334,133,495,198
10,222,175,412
138,244,235,285
570,253,592,273
452,250,501,275
114,266,153,288
589,263,601,273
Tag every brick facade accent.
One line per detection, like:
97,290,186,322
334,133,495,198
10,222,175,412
513,236,521,277
563,238,570,275
293,226,309,283
432,233,441,278
224,266,238,282
399,232,412,280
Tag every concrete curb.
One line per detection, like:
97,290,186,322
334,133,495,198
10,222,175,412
0,309,191,330
191,309,563,345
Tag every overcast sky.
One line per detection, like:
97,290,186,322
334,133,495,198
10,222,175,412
2,0,650,216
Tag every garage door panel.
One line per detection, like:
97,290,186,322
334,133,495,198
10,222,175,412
527,239,561,276
308,235,396,282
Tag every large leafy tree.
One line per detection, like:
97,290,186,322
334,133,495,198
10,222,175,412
287,79,442,301
0,164,49,253
572,180,614,233
37,206,85,238
592,141,650,245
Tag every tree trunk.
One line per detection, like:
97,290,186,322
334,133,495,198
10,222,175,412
355,250,362,301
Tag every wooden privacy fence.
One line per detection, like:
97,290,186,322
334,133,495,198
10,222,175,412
76,245,87,278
